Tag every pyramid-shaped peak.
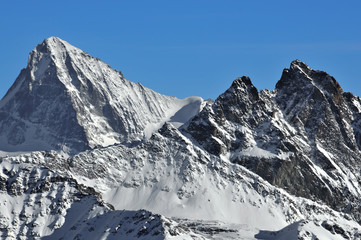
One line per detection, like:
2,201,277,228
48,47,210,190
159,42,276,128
31,37,81,57
45,36,65,44
44,37,67,50
0,37,202,154
43,36,73,48
27,37,92,81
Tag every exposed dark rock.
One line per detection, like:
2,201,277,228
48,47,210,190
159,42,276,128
185,60,361,222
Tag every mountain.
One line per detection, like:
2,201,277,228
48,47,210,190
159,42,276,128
0,37,203,154
184,60,361,220
0,37,361,239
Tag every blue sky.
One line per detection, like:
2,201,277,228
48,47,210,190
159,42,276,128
0,1,360,99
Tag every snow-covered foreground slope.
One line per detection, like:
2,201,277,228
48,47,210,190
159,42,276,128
0,37,203,154
0,158,218,240
5,123,361,239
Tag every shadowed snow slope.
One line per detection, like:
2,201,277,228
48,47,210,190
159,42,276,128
0,37,203,154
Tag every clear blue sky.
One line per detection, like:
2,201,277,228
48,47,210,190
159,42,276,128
0,1,360,100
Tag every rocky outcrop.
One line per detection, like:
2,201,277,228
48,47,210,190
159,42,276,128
184,60,361,221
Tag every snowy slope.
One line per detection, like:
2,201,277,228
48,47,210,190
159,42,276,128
0,158,213,240
0,37,203,154
5,123,361,239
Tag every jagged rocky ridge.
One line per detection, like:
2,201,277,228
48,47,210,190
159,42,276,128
184,60,361,220
1,37,361,239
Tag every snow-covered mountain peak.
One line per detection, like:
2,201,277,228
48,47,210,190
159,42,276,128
28,36,115,86
34,36,69,53
0,38,203,154
29,37,77,65
33,36,82,57
43,36,69,48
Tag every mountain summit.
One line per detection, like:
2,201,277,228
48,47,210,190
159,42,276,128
0,37,203,153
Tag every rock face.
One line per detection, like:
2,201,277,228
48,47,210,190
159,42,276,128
1,38,361,239
0,37,203,153
185,60,361,221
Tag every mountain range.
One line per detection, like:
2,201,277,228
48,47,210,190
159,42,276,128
0,37,360,239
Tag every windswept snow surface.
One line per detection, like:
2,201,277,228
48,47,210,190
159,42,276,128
0,158,213,240
5,124,361,239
